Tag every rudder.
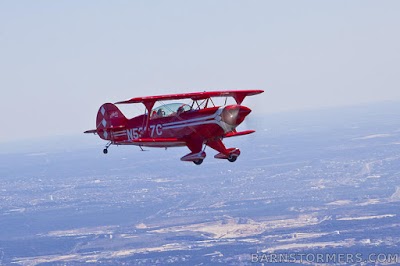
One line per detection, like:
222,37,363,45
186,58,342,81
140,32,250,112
96,103,127,140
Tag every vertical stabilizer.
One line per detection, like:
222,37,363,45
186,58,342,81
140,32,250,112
96,103,127,140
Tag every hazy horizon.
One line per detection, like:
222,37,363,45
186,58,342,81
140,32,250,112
1,99,399,153
1,1,399,142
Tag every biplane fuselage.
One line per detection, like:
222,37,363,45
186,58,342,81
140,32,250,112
85,90,263,165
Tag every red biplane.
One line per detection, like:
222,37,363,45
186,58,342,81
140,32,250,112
84,90,263,165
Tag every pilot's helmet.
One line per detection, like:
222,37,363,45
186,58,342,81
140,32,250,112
157,109,164,117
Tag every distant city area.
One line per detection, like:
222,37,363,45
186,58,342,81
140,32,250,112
1,102,400,265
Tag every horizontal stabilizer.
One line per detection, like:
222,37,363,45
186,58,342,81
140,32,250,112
224,130,255,138
84,129,97,134
84,125,125,134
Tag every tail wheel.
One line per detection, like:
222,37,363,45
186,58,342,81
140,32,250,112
193,159,203,165
228,155,237,162
103,149,108,154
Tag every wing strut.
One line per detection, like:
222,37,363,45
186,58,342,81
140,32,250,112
143,101,155,138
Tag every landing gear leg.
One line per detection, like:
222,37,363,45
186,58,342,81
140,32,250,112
103,142,111,154
192,145,207,165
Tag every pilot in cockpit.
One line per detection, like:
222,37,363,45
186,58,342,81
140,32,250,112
156,108,165,117
176,106,185,115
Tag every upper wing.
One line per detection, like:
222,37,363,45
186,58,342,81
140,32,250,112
115,89,264,105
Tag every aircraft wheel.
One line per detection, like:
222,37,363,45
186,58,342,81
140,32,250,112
193,159,203,165
227,155,237,162
103,148,108,154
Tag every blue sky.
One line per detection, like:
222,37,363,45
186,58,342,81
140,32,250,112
1,1,399,141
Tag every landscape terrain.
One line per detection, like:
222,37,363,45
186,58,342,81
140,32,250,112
1,102,400,265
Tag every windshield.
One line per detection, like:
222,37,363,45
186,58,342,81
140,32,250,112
150,103,191,119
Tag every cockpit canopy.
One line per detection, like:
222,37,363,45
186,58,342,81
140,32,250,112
151,103,191,119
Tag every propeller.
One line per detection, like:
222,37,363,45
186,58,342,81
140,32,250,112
221,105,251,126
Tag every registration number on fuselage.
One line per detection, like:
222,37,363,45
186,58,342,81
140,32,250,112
126,124,162,140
